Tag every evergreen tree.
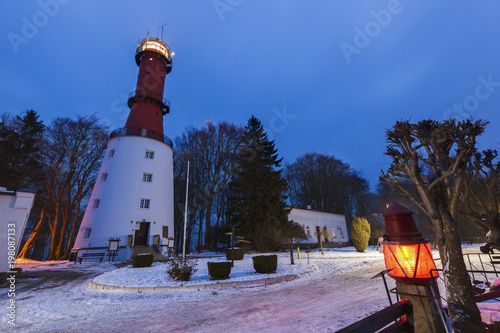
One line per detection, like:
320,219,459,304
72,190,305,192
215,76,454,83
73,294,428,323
0,110,45,189
227,116,289,252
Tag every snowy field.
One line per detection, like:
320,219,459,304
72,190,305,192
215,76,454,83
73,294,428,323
0,245,490,332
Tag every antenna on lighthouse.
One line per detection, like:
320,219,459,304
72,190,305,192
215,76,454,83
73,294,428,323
159,23,167,41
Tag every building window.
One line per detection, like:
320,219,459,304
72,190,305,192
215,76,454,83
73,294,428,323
306,226,310,236
101,173,108,182
109,149,115,157
332,227,337,238
145,150,154,159
339,227,344,238
163,226,169,238
143,173,153,182
140,199,150,209
92,199,100,209
83,228,92,239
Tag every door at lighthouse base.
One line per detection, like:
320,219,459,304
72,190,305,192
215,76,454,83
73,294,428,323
134,222,150,246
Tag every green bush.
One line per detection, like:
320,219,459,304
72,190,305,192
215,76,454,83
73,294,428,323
207,261,232,280
252,255,278,274
352,217,371,252
225,248,244,261
166,259,198,281
132,254,154,268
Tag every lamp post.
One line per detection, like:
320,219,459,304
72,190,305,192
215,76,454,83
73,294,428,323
381,201,446,333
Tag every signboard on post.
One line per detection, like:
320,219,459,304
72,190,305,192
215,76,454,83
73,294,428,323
107,238,120,261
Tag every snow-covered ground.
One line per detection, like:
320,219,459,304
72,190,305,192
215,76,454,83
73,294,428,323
0,245,491,332
93,254,316,288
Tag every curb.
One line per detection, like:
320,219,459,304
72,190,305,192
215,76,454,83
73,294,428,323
89,274,302,292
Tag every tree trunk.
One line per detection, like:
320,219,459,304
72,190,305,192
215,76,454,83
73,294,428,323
48,202,61,260
63,211,81,259
18,209,47,259
204,196,214,250
197,212,204,251
437,212,483,332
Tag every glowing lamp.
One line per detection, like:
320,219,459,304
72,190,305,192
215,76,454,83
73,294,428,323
382,201,438,285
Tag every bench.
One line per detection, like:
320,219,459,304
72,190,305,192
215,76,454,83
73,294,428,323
336,299,413,333
78,253,105,264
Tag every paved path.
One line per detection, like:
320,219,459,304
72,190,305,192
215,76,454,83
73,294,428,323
2,260,390,332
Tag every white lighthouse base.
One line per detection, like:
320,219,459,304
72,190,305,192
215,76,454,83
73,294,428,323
73,134,174,262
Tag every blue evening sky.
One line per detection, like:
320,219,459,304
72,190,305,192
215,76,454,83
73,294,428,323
2,1,500,188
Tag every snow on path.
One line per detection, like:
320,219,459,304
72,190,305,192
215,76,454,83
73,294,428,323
0,247,410,332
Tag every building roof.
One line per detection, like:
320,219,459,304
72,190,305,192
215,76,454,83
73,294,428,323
288,206,346,218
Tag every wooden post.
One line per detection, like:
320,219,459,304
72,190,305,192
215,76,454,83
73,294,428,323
396,282,446,333
231,226,235,267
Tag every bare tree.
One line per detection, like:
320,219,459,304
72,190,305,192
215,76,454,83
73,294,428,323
380,119,485,333
281,220,307,264
174,121,243,250
461,149,500,241
18,115,108,260
285,152,372,229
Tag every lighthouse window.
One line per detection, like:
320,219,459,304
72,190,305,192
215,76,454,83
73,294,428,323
140,199,150,209
92,199,100,209
143,173,153,182
83,228,92,239
145,150,154,159
109,149,115,157
101,173,108,182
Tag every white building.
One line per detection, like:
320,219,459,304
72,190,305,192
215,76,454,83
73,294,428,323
73,37,175,261
0,188,36,273
289,207,349,246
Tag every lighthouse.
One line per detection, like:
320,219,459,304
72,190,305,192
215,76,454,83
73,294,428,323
73,36,174,261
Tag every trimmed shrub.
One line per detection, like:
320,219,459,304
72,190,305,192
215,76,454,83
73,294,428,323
132,254,154,268
252,255,278,274
225,248,244,261
207,261,232,280
167,259,198,281
352,217,371,252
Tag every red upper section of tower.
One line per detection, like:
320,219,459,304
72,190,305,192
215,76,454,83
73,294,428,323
125,37,172,136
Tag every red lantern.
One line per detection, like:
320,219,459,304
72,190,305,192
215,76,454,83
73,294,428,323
382,201,438,285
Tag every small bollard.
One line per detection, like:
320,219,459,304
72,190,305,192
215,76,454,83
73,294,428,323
305,250,310,265
297,247,301,260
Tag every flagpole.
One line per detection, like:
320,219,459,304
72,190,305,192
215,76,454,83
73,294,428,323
182,161,190,260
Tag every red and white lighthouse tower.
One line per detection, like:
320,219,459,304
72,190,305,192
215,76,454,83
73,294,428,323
73,37,174,260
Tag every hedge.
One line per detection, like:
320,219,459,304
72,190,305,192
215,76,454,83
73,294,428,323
226,248,244,261
207,261,232,280
252,255,278,274
132,254,154,268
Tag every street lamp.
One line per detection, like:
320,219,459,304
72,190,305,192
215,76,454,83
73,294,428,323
381,201,445,333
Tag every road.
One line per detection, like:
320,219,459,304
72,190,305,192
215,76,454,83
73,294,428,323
2,258,391,332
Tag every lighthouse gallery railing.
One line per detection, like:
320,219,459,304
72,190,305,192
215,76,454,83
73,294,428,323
110,127,173,147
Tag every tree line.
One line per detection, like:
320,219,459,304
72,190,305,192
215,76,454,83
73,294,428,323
172,116,374,253
1,110,108,260
2,110,375,259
